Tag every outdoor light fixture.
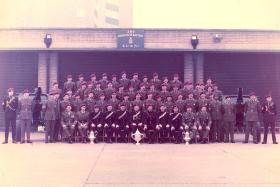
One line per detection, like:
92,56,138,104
44,34,52,48
213,34,223,43
191,35,199,49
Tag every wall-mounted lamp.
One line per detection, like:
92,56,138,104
191,35,199,49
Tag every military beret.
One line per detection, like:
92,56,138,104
140,83,145,87
99,93,105,97
96,81,101,85
200,92,206,95
266,94,272,98
106,103,113,107
53,81,58,86
63,93,69,97
225,95,231,99
142,75,148,78
174,73,179,77
161,83,168,87
162,76,168,79
250,92,256,96
153,73,158,77
80,103,86,108
90,73,96,78
23,89,29,94
78,74,84,78
66,103,72,108
118,85,124,88
112,74,117,78
49,90,57,95
121,71,126,75
67,75,72,78
94,104,100,108
133,73,138,76
102,73,107,77
81,81,87,86
112,92,117,95
123,94,129,97
119,103,126,107
74,93,80,97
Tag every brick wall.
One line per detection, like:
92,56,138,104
0,29,280,51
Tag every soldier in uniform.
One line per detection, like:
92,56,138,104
205,78,213,91
89,105,104,143
170,85,181,101
131,93,144,110
108,92,120,111
144,105,157,144
89,73,98,88
175,94,186,113
18,89,33,144
170,73,182,89
262,95,278,144
165,95,174,113
104,82,116,100
243,92,261,144
76,81,87,100
197,92,209,112
116,85,125,101
159,84,169,102
84,82,94,99
185,93,197,112
130,105,145,134
138,84,147,100
162,76,171,91
150,73,162,90
120,94,132,112
196,106,212,144
156,104,170,143
111,74,120,89
103,104,116,143
76,74,85,90
60,104,76,143
95,94,107,112
213,84,223,101
147,84,159,100
115,103,130,142
76,104,90,143
222,96,236,143
85,92,96,113
119,72,130,91
100,73,109,90
182,106,197,144
93,82,103,100
144,93,157,111
130,73,141,90
50,82,62,99
2,88,18,144
60,93,71,114
72,94,83,112
169,105,183,144
180,82,194,100
209,95,223,142
142,75,150,89
43,91,59,143
63,75,76,93
127,86,136,101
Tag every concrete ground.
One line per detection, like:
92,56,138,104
0,132,279,187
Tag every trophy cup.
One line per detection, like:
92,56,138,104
183,131,191,145
89,130,96,144
131,129,144,145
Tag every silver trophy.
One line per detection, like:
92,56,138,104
131,129,144,145
183,131,191,145
89,130,96,144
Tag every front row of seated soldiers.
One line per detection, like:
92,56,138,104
59,98,213,144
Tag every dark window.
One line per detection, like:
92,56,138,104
105,3,119,12
105,16,119,25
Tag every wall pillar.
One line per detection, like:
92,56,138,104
49,52,59,90
183,53,194,83
38,52,48,94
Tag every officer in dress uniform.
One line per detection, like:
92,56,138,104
95,94,107,112
103,104,116,143
85,92,96,113
144,105,157,144
63,75,76,93
262,94,278,144
60,104,76,143
169,105,183,144
196,106,212,144
156,104,170,143
120,94,132,112
18,89,33,144
115,103,130,143
76,104,90,143
89,105,104,143
175,94,186,113
182,106,197,144
222,96,236,143
130,105,145,134
93,82,104,100
144,93,157,111
243,92,261,144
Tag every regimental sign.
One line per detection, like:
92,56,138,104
117,29,144,49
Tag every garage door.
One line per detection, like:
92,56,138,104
58,51,184,85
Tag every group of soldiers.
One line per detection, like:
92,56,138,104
2,72,278,145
